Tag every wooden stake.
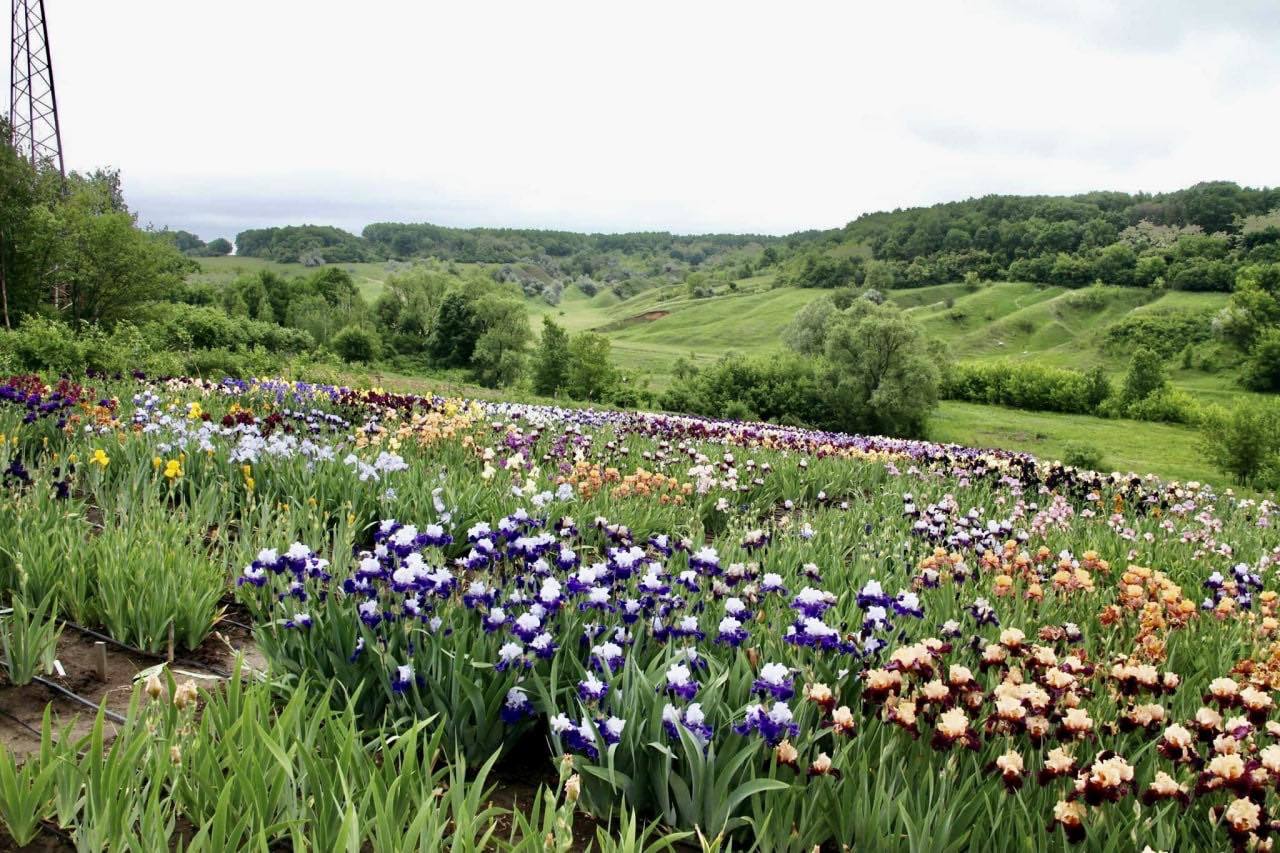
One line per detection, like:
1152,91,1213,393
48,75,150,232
92,641,108,683
167,623,175,663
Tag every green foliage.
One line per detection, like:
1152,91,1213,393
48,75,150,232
205,237,232,256
0,667,530,850
1121,347,1169,404
362,221,769,265
659,353,828,428
721,399,755,421
1061,440,1105,470
469,295,531,388
1242,328,1280,392
1198,399,1280,484
941,361,1103,415
819,181,1280,296
782,295,837,356
234,225,370,263
332,325,380,363
1103,310,1215,358
1082,366,1113,410
565,331,618,402
821,303,940,437
532,316,571,395
1,591,62,685
0,708,64,844
90,517,227,653
667,304,941,437
426,290,480,368
1120,387,1199,425
790,255,863,289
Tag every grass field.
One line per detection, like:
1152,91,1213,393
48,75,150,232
930,401,1218,484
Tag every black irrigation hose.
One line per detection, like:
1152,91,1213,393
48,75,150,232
0,705,44,740
32,675,127,725
56,617,232,680
219,617,254,633
2,660,125,726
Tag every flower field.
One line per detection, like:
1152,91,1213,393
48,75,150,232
1,372,1279,851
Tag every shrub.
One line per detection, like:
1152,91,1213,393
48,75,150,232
1064,286,1107,312
1061,441,1105,471
532,316,571,396
332,326,380,363
1102,311,1213,358
3,316,86,373
1198,400,1280,485
1242,329,1280,392
940,361,1095,415
821,305,939,437
1120,347,1168,404
606,382,651,409
660,352,829,429
183,346,279,379
565,332,618,402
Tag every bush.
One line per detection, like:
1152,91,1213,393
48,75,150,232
1242,329,1280,392
941,361,1097,415
660,353,829,429
1120,347,1168,404
183,346,279,379
565,332,618,402
1198,400,1280,485
2,316,87,373
1061,441,1105,471
1122,388,1199,424
1064,287,1107,312
332,326,380,363
1102,310,1213,358
0,317,177,376
606,382,651,410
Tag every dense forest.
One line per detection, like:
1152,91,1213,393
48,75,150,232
784,181,1280,291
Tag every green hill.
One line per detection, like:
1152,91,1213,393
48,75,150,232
543,278,1234,393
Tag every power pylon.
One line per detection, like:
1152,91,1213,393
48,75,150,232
9,0,64,177
9,0,67,309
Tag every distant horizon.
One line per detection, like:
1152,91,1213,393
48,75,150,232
136,176,1273,246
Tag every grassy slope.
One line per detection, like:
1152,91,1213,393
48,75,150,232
539,277,1248,485
930,402,1216,484
570,279,1237,393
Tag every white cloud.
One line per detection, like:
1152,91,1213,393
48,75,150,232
42,0,1280,240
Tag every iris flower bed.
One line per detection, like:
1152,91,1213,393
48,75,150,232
1,371,1280,850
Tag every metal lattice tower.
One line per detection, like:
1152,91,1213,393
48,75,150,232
9,0,64,177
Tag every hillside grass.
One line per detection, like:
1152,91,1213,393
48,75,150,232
929,401,1220,485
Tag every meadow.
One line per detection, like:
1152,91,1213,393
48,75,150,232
1,371,1278,850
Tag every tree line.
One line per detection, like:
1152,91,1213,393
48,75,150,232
783,181,1280,293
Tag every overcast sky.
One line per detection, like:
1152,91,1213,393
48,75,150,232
40,0,1280,241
